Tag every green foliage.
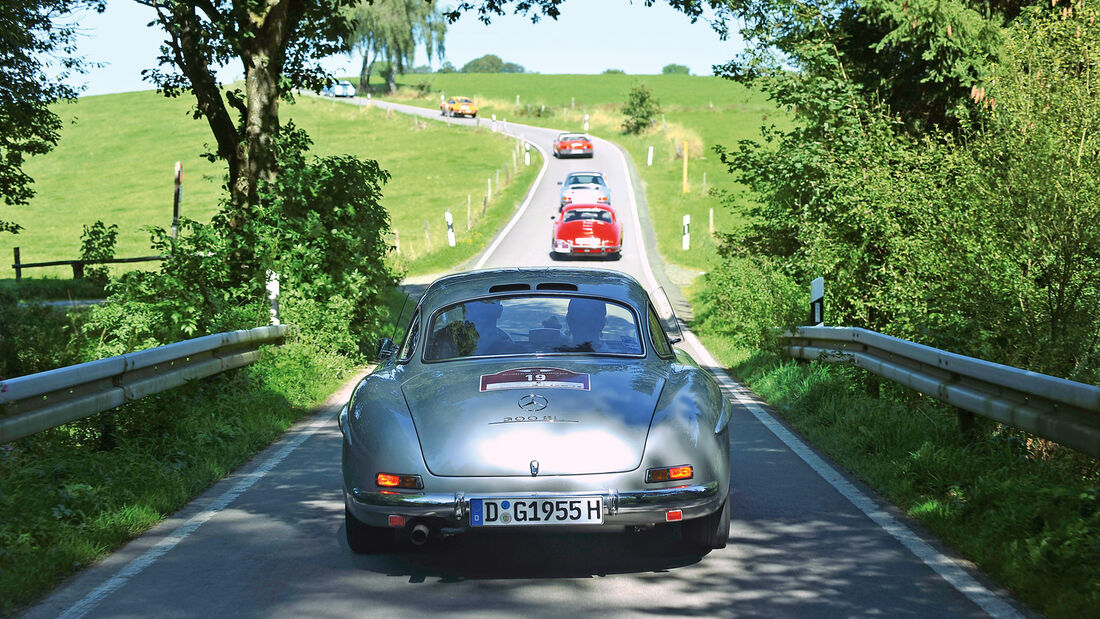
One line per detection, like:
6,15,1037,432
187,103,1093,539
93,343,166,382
716,1,1100,382
461,54,524,73
661,63,690,75
255,122,398,357
620,83,661,135
82,219,261,357
78,221,118,288
602,68,625,75
695,256,803,349
437,61,457,73
0,292,87,380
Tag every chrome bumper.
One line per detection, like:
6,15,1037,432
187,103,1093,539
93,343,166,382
347,481,722,527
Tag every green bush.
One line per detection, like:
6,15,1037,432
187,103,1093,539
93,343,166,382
78,221,118,288
661,63,690,75
621,83,660,135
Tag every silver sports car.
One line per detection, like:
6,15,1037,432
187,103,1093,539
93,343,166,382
559,171,611,210
339,268,732,553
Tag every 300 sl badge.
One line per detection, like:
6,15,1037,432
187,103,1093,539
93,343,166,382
479,367,591,392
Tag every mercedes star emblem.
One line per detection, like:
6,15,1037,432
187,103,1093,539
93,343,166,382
530,460,540,476
518,394,548,412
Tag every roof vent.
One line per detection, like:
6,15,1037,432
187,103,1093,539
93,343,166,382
488,283,530,293
536,283,579,291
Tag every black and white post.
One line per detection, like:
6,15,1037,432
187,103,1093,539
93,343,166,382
810,277,825,326
172,161,182,239
682,214,690,250
445,210,456,247
524,142,531,166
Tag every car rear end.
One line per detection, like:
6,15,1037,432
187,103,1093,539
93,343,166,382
557,136,594,158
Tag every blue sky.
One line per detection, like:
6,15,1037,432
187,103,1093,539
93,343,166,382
75,1,744,96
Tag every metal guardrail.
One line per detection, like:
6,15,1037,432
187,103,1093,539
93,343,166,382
779,326,1100,458
0,325,289,444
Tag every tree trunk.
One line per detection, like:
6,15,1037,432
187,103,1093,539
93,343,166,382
387,68,396,94
359,52,375,93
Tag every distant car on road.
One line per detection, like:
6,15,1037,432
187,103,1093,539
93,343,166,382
322,80,356,97
552,204,623,260
559,171,611,211
441,97,478,118
339,267,732,553
553,133,594,158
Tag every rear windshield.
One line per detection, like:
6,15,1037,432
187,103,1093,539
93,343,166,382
563,209,613,223
560,134,586,141
457,98,472,103
565,174,605,186
424,295,643,360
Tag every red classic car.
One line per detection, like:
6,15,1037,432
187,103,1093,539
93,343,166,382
553,133,594,158
551,204,622,259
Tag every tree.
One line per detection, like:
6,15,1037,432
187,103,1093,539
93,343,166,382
0,0,104,233
661,63,689,75
344,0,446,94
501,61,525,73
462,54,504,72
621,84,660,134
138,0,356,285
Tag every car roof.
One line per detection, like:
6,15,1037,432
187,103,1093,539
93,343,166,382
418,268,646,314
558,133,588,139
565,171,604,179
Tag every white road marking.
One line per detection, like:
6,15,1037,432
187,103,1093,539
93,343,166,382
473,137,550,270
57,413,335,619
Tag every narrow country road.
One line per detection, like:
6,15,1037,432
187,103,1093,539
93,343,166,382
24,98,1027,618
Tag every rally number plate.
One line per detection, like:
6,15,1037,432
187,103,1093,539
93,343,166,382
470,497,603,526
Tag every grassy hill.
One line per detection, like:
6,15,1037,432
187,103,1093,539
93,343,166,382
379,73,789,272
1,91,535,281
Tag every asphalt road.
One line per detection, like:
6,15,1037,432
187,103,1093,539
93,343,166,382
25,98,1027,618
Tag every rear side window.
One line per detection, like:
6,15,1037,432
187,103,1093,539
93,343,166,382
648,307,674,359
399,311,421,362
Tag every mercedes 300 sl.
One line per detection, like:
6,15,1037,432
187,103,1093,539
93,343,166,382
339,268,732,553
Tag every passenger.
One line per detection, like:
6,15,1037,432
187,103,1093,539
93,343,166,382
465,299,514,354
565,298,606,352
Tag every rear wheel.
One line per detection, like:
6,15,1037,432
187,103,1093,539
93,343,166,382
682,494,730,550
346,506,393,554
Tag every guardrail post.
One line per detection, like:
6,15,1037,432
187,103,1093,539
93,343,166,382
956,407,977,440
13,247,21,281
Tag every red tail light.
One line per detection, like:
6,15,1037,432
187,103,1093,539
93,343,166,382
376,472,423,489
646,465,694,483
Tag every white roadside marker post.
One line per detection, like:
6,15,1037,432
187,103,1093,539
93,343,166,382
682,214,691,250
811,277,825,326
491,114,497,132
709,208,714,235
266,270,280,325
487,177,492,203
524,142,531,166
445,211,456,247
583,113,589,131
647,146,654,166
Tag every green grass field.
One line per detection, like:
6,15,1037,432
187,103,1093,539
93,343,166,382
380,73,789,272
1,91,528,281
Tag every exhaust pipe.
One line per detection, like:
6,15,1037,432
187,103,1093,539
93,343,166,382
409,522,431,546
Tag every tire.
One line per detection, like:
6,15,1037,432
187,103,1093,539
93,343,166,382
471,113,478,118
682,493,730,550
440,108,445,116
448,109,455,118
345,506,393,554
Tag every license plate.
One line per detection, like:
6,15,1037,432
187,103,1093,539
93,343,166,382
575,237,599,246
470,497,603,526
572,147,584,151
